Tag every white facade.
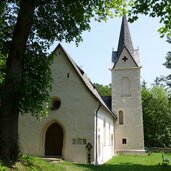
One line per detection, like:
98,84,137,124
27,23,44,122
19,45,115,164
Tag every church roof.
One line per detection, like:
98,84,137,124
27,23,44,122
54,44,116,119
117,16,134,57
101,96,111,111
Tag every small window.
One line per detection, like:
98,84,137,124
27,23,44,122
72,138,76,144
53,100,61,109
51,96,61,110
119,110,123,125
122,138,127,144
111,134,114,147
108,123,111,145
83,139,87,145
72,138,86,145
77,138,82,145
103,119,106,145
103,119,106,128
98,135,101,157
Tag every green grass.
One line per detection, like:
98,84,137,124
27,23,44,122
1,152,171,171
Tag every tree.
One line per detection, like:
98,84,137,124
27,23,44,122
129,0,171,37
0,0,127,163
94,83,112,96
142,84,171,147
163,37,171,92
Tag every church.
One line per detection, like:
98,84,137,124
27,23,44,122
19,16,144,164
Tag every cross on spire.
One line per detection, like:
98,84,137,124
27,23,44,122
122,56,128,62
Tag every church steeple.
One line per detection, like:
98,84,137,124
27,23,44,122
117,16,134,57
111,15,144,154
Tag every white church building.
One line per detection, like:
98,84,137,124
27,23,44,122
19,16,144,164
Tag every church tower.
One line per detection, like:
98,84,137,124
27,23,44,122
111,16,144,153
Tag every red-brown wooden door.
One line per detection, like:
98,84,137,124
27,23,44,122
45,123,63,156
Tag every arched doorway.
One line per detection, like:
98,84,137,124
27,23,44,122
45,122,63,156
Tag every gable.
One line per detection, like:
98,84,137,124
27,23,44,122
51,44,116,118
51,46,93,105
113,47,138,69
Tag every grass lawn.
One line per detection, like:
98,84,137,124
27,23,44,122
0,152,171,171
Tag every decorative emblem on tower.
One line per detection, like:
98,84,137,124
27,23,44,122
122,56,128,62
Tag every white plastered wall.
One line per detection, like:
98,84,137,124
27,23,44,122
96,107,115,164
19,46,99,163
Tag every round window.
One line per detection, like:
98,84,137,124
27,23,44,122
51,97,61,110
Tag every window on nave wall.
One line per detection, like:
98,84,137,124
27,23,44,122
121,77,131,97
103,119,106,145
108,123,111,145
103,119,113,146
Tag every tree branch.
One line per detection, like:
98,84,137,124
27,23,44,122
0,0,6,3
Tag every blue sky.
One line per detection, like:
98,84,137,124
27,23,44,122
50,15,170,86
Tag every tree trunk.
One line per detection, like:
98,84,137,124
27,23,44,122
0,0,35,162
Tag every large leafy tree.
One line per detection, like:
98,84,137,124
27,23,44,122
129,0,171,37
142,83,171,147
94,83,112,96
163,37,171,93
0,0,127,163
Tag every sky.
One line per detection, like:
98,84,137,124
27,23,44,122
50,15,170,86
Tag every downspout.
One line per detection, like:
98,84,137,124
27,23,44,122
95,103,101,165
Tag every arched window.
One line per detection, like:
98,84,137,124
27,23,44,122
119,110,123,125
121,77,131,96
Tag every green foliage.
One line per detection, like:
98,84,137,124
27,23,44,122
164,51,171,70
163,37,171,92
0,165,7,171
1,153,171,171
20,155,66,171
0,0,128,53
0,53,6,107
142,84,171,147
0,52,52,118
129,0,171,37
21,155,37,171
20,54,53,118
0,54,6,85
32,0,127,45
94,83,112,96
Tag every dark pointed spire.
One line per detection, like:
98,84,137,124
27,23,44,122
117,16,134,57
